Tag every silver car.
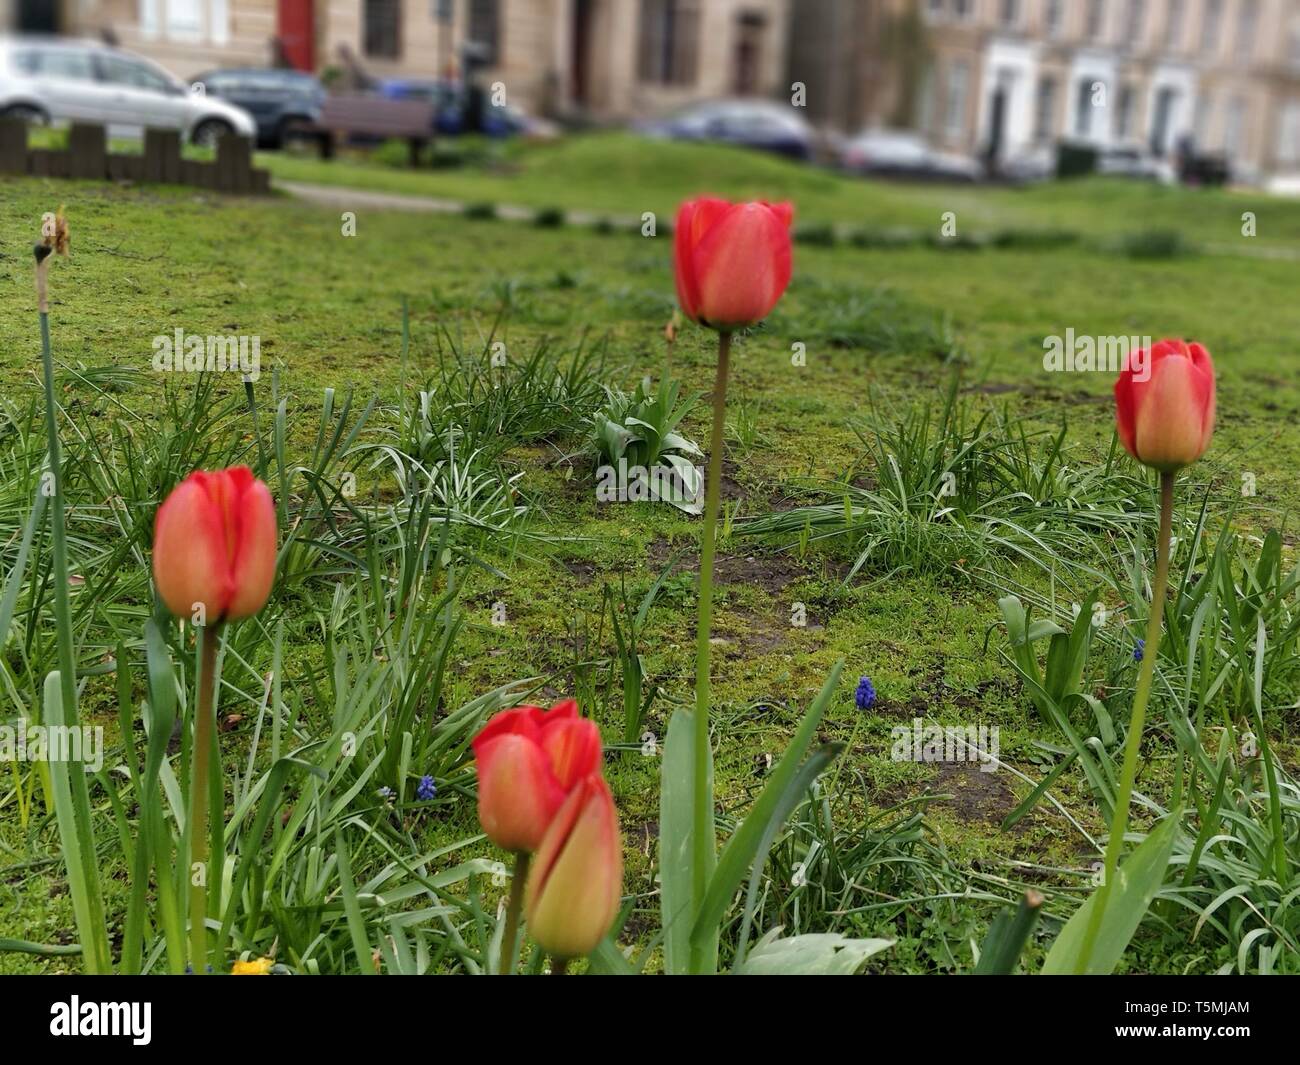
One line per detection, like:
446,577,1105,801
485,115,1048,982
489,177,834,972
0,36,256,146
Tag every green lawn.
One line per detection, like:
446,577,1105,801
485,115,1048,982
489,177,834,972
1,135,1298,975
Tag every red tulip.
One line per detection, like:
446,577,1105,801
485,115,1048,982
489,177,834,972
471,699,602,853
153,465,277,624
674,197,793,330
1114,339,1216,472
524,773,623,959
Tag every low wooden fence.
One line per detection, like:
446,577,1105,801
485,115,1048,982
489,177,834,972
0,120,270,194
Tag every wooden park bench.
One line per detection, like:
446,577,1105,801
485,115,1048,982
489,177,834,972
307,94,436,165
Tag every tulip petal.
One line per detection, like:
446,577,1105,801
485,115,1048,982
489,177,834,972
225,475,277,620
471,705,547,756
524,775,622,958
691,202,792,329
541,716,602,791
474,733,567,853
152,477,233,622
674,198,730,322
1133,353,1210,471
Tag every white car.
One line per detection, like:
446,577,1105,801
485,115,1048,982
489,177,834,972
841,129,982,182
0,36,256,146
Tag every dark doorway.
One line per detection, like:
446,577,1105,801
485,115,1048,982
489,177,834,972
1149,87,1176,157
732,11,766,96
18,0,59,33
572,0,595,106
985,86,1006,167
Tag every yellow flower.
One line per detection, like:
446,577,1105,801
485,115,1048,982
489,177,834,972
231,956,274,975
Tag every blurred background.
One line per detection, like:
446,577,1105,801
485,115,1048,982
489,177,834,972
3,0,1300,190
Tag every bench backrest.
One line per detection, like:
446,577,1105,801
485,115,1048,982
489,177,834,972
319,94,435,137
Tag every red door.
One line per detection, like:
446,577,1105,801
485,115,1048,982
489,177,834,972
277,0,316,71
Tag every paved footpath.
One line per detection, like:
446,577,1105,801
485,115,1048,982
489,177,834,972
277,179,1300,260
276,179,636,228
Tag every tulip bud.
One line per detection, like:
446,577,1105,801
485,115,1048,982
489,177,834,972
153,465,277,624
524,774,622,960
1114,339,1216,472
472,699,602,853
674,197,793,330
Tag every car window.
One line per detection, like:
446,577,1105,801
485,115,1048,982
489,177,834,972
34,48,96,81
10,49,41,75
99,55,173,93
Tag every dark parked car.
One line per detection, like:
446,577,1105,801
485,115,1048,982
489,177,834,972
635,99,814,160
193,67,324,148
376,77,553,138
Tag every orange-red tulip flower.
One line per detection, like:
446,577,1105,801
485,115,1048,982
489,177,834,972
153,466,277,624
674,197,793,330
524,773,623,959
471,699,602,853
1114,339,1216,472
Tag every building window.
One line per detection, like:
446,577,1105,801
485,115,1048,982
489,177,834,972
1193,94,1211,143
1116,83,1135,137
917,65,936,133
1235,0,1257,63
1165,0,1185,49
1123,0,1146,43
1000,0,1020,26
952,0,973,20
468,1,501,66
1224,94,1245,155
638,0,700,86
363,0,401,59
944,59,969,139
1044,0,1064,36
1086,0,1106,40
1276,100,1300,163
1201,0,1223,56
1033,76,1056,141
1075,79,1092,136
139,0,227,42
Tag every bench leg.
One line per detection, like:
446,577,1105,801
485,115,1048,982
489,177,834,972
408,137,423,167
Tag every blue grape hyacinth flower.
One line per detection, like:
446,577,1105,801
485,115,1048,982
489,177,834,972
1133,639,1145,663
416,775,437,801
854,675,876,710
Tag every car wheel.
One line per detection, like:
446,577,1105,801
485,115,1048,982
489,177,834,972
192,118,234,149
1,104,48,125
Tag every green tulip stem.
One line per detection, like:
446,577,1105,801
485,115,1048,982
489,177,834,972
188,626,220,972
690,329,731,973
1076,468,1175,972
498,851,530,975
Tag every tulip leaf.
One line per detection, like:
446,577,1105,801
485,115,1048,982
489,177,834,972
1042,814,1177,974
731,929,894,976
660,706,711,975
334,824,375,974
0,488,46,651
586,934,639,975
732,743,842,968
690,660,844,950
973,890,1045,974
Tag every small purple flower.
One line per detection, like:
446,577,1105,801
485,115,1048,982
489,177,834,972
1133,639,1145,663
416,775,437,801
377,786,395,804
854,675,876,711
